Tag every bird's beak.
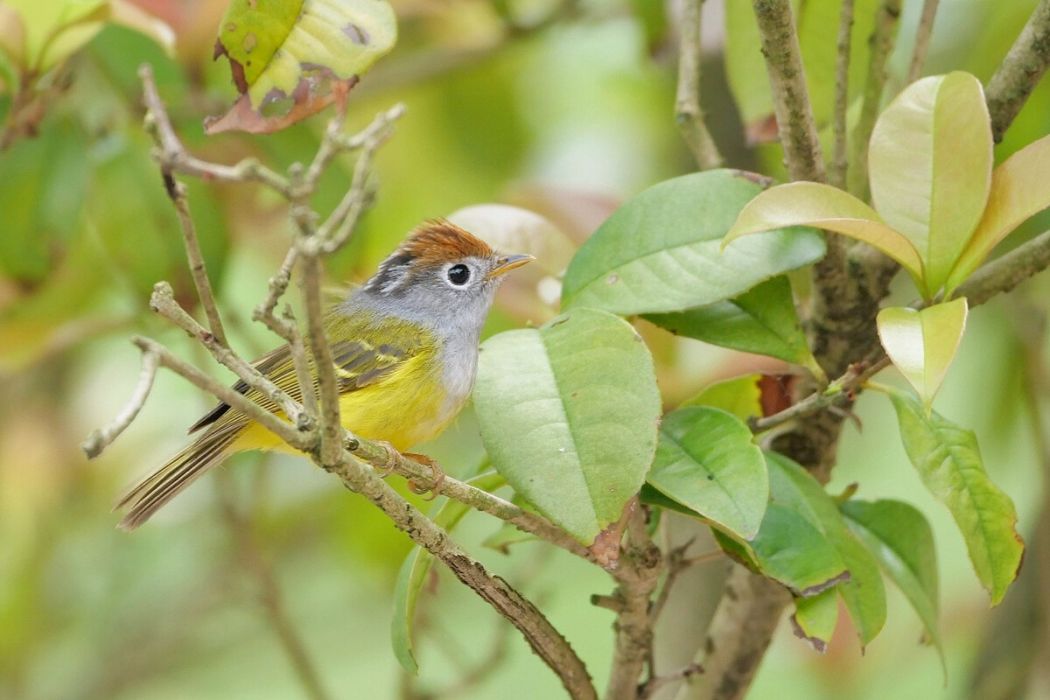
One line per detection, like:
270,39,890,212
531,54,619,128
487,253,535,279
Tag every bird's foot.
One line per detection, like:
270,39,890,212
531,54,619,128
373,441,401,478
404,452,445,501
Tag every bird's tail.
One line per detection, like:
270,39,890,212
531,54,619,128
115,425,240,531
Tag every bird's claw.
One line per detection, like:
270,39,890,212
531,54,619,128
373,441,400,478
404,452,445,501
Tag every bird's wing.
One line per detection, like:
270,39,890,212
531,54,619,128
188,313,427,433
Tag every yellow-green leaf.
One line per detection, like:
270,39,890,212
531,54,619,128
208,0,397,133
680,374,763,423
947,133,1050,292
724,181,924,283
868,72,993,294
791,589,839,654
876,298,968,409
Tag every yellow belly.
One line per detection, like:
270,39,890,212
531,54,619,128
229,359,455,455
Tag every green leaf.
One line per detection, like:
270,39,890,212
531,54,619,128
474,308,661,544
713,503,849,597
208,0,397,133
646,276,825,381
876,298,969,409
0,116,89,283
391,472,506,674
868,72,993,294
724,181,924,282
791,589,839,653
947,133,1050,292
888,389,1024,605
680,374,763,422
841,499,944,670
561,170,826,315
647,407,767,540
766,453,887,646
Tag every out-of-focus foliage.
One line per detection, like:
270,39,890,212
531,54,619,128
1,1,1049,699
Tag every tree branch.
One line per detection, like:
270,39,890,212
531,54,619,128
906,0,940,84
829,0,855,189
675,0,724,170
81,348,159,458
149,282,310,431
129,336,311,450
139,66,292,197
848,0,901,198
672,567,791,700
751,0,826,183
605,505,663,700
325,449,597,699
986,0,1050,143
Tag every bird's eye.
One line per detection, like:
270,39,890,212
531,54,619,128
447,264,471,286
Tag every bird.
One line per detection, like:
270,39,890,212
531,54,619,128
116,220,533,530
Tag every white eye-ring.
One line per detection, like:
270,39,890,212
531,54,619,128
446,263,471,286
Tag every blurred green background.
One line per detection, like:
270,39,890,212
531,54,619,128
1,1,1049,698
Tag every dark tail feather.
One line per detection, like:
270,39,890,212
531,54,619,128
115,426,239,531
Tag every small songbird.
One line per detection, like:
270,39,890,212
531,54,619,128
116,220,533,530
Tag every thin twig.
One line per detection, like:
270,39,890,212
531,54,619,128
299,253,342,467
141,66,230,347
325,447,598,699
166,179,229,346
250,249,316,415
345,440,593,562
81,349,159,458
829,0,855,189
150,282,309,430
315,104,405,252
848,0,901,198
128,336,310,449
906,0,940,84
751,0,826,183
138,65,292,197
675,0,723,170
986,0,1050,142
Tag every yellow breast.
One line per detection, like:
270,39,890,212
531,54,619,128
231,348,457,455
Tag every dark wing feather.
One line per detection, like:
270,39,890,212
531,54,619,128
187,314,425,433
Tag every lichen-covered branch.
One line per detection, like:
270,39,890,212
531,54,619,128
986,0,1050,143
751,0,826,183
830,0,855,189
675,0,724,170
